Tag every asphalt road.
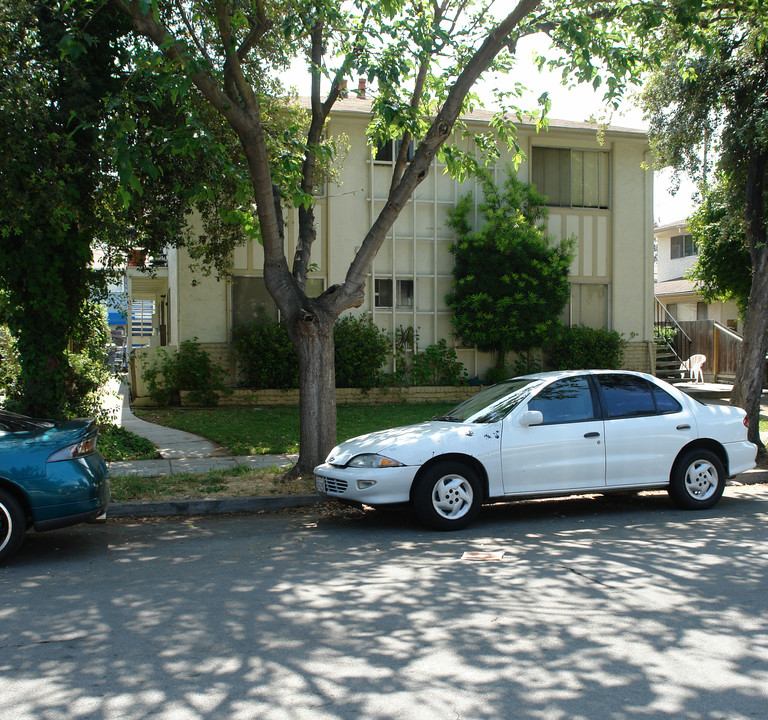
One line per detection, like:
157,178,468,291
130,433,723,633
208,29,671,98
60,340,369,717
3,486,768,720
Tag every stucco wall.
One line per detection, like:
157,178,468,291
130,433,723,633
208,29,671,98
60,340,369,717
173,245,229,344
163,104,654,383
610,143,654,342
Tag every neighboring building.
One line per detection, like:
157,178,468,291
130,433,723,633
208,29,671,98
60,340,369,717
128,97,656,389
654,220,741,332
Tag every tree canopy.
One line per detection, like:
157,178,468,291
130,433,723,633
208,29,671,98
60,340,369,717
0,1,128,415
640,4,768,446
687,179,752,317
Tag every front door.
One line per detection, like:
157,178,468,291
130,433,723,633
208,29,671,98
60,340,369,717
501,376,606,494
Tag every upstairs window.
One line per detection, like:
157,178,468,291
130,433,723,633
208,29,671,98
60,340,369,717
531,147,610,209
670,234,697,259
374,278,414,308
374,139,415,164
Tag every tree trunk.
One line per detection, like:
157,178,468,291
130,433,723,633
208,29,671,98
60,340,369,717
730,151,768,449
731,249,768,448
288,312,338,475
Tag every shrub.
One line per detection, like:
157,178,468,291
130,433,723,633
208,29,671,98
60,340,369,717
410,339,467,386
232,317,299,390
334,315,390,390
234,314,390,391
2,301,112,418
0,325,20,396
142,339,229,406
63,301,112,418
233,317,471,390
547,325,626,370
483,353,542,385
386,325,419,387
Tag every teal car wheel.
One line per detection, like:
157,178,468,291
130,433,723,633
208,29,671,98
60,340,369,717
0,488,25,564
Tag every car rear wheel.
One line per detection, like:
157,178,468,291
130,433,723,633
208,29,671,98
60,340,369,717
412,462,482,530
0,489,25,564
668,449,725,510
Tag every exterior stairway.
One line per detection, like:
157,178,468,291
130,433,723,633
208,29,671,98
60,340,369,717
656,343,683,381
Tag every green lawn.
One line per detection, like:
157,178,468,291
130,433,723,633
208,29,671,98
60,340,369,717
109,464,315,502
134,402,456,455
98,423,159,461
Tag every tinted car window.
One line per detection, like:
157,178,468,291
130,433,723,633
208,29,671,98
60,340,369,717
0,411,55,432
651,384,683,413
598,375,664,418
528,377,596,424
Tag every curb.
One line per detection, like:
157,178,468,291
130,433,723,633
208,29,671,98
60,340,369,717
109,493,322,519
108,468,768,519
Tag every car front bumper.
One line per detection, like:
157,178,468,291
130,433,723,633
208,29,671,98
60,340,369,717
314,462,419,506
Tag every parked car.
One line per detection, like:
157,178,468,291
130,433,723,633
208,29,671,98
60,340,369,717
0,411,109,563
314,370,757,530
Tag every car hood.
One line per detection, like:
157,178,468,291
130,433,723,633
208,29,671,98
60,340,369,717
326,421,492,466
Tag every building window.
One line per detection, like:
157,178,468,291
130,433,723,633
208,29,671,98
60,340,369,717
397,279,414,308
131,300,155,342
232,276,278,327
374,278,414,308
232,276,325,327
374,139,415,164
531,147,610,209
670,234,697,259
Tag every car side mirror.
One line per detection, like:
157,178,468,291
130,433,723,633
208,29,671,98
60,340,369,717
519,410,543,427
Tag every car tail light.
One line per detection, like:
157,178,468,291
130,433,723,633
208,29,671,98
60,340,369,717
744,415,749,429
48,434,98,462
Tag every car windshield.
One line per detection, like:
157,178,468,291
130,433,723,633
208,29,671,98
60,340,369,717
436,377,544,424
0,410,56,432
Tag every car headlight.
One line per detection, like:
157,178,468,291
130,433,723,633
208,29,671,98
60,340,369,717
346,453,404,469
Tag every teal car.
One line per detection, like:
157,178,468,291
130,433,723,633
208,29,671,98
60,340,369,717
0,411,109,564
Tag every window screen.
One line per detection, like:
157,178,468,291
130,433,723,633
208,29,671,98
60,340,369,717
532,147,610,209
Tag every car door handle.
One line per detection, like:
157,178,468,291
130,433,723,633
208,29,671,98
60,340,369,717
676,424,691,430
584,432,600,438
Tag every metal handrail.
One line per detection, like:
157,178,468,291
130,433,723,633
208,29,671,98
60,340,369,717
713,320,742,343
654,297,692,368
654,298,692,343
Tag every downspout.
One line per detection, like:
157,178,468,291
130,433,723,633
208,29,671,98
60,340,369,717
645,149,655,373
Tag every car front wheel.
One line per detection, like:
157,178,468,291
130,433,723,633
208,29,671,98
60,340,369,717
412,462,482,530
0,489,25,564
668,449,725,510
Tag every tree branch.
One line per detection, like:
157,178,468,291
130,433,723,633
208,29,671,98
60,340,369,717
333,0,544,314
237,0,272,60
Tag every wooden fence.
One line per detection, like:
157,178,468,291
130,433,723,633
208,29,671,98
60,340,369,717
678,320,744,381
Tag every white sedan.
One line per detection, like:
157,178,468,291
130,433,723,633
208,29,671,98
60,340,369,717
314,370,757,529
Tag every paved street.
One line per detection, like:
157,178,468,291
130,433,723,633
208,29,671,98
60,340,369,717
3,486,768,720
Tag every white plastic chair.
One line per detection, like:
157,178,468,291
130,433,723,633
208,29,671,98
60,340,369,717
680,354,706,383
